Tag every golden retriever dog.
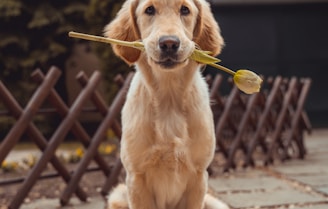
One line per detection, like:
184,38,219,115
104,0,228,209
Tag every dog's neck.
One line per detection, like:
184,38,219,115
135,56,201,104
134,57,203,140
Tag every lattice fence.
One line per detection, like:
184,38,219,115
0,66,311,208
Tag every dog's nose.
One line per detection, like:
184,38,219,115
159,36,180,53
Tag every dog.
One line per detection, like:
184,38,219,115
104,0,228,208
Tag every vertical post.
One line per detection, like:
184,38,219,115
245,76,282,167
265,77,298,165
0,67,61,164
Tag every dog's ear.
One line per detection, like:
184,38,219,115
193,0,224,57
104,0,141,65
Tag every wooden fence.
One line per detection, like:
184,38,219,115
0,66,311,208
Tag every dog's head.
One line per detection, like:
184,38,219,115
104,0,224,69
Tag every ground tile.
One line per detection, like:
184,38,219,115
215,189,326,208
290,174,328,187
209,171,290,192
21,197,105,209
316,186,328,195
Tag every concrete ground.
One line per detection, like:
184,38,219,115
19,129,328,209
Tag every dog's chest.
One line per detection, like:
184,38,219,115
122,77,214,172
145,138,192,170
144,140,191,207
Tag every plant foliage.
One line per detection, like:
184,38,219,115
0,0,127,137
0,0,128,104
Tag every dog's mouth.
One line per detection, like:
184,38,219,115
152,53,189,69
155,58,186,69
145,36,193,69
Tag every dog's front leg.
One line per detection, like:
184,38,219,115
126,173,156,209
184,171,208,209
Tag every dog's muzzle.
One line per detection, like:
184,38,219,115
159,36,180,54
157,35,181,68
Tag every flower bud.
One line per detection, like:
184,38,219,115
233,69,263,94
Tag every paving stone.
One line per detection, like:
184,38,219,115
305,150,328,161
273,160,328,175
305,129,328,150
290,174,328,187
21,196,105,209
291,205,328,209
316,186,328,195
215,188,326,208
209,171,290,192
5,149,41,162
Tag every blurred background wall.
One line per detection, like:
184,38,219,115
208,0,328,127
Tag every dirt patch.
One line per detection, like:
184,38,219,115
0,156,124,207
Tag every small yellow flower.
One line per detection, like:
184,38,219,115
23,154,37,168
75,147,84,158
1,160,19,172
104,144,116,154
1,160,8,168
66,147,84,163
98,144,116,155
233,69,263,94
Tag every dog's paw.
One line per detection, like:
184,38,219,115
106,184,129,209
204,194,230,209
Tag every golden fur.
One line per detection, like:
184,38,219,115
104,0,228,208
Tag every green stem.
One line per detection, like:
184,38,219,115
68,32,143,49
208,63,236,76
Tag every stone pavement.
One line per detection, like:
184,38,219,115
20,129,328,209
210,128,328,209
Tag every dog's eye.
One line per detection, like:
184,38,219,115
180,5,190,15
145,6,156,15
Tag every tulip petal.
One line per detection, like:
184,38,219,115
233,70,263,94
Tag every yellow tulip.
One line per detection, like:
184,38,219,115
233,70,263,94
68,32,263,93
